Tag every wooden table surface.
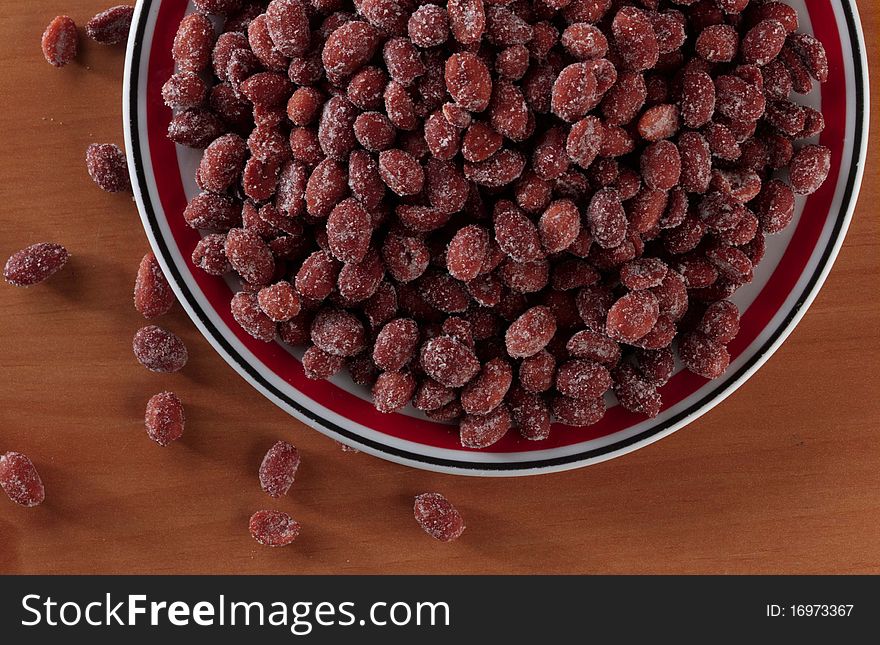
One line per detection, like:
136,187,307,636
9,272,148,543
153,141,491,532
1,1,877,575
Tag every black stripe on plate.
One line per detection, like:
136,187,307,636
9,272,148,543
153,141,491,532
126,0,867,473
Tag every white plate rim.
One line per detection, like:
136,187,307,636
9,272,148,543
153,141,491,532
123,0,870,477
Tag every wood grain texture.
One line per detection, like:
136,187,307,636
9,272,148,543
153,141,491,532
0,1,878,574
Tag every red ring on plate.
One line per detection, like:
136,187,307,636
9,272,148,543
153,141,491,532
143,0,847,452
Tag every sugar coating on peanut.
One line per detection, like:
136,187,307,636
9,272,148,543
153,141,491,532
42,16,78,67
249,509,301,547
145,392,185,446
259,440,301,497
4,243,69,287
0,452,45,507
414,492,465,542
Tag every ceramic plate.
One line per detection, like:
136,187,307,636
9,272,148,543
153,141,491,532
124,0,869,475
